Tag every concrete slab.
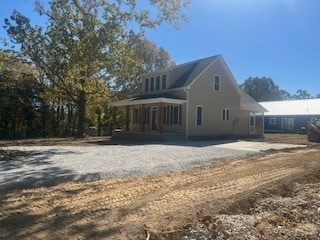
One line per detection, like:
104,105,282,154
217,141,307,152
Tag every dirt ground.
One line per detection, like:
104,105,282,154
0,134,320,239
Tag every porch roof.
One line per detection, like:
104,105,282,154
110,94,186,107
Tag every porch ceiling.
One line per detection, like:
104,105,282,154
109,97,186,107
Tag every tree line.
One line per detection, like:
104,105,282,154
0,0,188,139
240,77,320,102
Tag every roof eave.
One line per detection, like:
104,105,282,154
109,97,186,107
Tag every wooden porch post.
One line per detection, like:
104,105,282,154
159,102,164,134
140,104,145,132
126,105,130,131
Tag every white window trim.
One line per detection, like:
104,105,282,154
172,105,180,125
195,105,203,126
269,118,276,125
214,74,220,91
222,108,230,121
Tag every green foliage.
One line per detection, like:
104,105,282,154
3,0,187,138
241,77,318,101
240,77,282,102
0,51,41,138
293,89,311,99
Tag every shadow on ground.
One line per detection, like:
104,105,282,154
0,149,106,192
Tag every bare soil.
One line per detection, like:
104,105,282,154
0,134,320,240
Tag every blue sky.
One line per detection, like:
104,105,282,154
1,0,320,96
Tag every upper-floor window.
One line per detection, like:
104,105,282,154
162,74,167,89
156,76,160,91
150,77,155,91
222,108,230,121
196,106,203,126
214,75,220,91
145,78,149,92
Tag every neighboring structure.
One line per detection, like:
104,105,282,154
110,55,266,139
260,99,320,133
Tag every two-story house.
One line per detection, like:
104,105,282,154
110,55,266,139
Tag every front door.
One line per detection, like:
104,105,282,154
152,107,157,131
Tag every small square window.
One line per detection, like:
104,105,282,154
269,118,276,125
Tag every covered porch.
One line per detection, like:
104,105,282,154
110,95,186,136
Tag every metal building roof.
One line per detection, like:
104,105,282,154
260,99,320,116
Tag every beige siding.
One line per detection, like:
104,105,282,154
187,59,250,137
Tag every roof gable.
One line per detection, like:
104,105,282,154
169,55,220,89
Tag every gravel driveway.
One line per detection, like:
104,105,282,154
0,140,305,190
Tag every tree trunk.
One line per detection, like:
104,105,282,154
76,91,86,138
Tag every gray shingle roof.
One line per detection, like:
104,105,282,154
134,93,183,100
168,55,220,89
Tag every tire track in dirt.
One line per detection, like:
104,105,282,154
1,148,320,239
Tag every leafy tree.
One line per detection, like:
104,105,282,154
279,89,292,100
4,0,190,137
134,39,175,73
112,38,175,99
240,77,282,101
292,89,311,99
0,51,42,138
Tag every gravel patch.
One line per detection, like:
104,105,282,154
0,140,303,190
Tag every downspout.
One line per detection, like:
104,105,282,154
184,88,189,139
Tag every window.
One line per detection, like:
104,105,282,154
214,75,220,91
311,117,317,122
269,118,276,125
162,74,167,89
173,106,179,125
222,108,230,121
133,108,140,124
145,78,149,92
163,106,167,124
250,116,255,127
156,76,160,91
150,77,155,91
196,106,203,126
144,107,150,124
281,118,287,129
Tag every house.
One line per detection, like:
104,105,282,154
260,99,320,133
110,55,266,139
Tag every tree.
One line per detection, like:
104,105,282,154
4,0,190,137
279,89,292,100
240,77,282,101
0,50,42,138
135,39,175,73
293,89,311,99
112,38,175,99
